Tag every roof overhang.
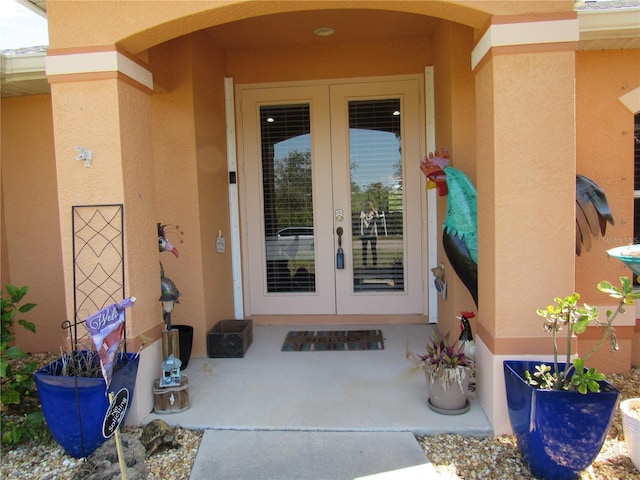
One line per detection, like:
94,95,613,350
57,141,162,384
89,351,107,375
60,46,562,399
1,50,48,97
15,0,47,18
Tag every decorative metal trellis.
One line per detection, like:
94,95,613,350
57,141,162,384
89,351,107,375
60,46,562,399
71,204,125,350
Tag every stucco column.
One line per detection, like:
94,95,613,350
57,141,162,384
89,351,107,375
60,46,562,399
471,14,579,434
47,48,159,349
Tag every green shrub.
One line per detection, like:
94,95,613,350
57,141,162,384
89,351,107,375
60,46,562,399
0,284,46,445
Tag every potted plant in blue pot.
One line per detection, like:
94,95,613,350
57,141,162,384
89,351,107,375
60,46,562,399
35,349,139,458
34,298,140,458
504,277,639,480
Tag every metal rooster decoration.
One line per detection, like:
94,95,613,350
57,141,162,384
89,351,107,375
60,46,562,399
421,149,478,306
420,149,614,307
576,174,614,255
158,223,181,329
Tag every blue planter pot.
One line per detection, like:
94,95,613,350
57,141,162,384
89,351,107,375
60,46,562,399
503,360,619,480
34,351,139,458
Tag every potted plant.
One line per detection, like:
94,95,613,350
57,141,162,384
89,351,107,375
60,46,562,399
503,277,639,480
407,328,473,415
34,298,140,459
34,348,140,458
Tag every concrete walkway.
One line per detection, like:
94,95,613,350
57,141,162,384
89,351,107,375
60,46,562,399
142,324,493,479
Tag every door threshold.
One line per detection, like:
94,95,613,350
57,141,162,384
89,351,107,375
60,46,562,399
249,314,427,326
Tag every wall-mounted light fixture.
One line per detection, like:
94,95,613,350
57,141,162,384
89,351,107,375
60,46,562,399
77,146,93,167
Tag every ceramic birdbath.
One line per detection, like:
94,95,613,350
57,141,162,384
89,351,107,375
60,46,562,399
606,245,640,276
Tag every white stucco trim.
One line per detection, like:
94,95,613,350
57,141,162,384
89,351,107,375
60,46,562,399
124,340,160,426
45,50,153,90
476,335,559,436
472,19,580,70
224,77,245,320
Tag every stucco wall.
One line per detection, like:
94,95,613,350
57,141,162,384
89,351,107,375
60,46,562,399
576,49,640,299
44,1,574,54
1,94,67,351
149,32,234,357
191,32,236,338
431,19,477,337
226,36,433,85
575,48,640,372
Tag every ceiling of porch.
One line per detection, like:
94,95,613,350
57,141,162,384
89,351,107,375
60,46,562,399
204,10,438,50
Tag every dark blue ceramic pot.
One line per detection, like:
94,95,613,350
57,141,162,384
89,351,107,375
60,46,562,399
503,360,619,480
34,351,139,458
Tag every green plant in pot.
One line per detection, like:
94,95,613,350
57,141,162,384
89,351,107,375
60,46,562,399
407,328,473,415
503,277,640,480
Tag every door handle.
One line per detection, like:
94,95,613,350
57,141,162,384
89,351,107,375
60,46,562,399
336,227,344,269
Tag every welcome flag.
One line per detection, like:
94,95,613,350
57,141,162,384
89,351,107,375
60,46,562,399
86,297,136,387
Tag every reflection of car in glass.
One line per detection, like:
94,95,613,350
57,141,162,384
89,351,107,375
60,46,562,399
265,227,315,260
277,227,314,239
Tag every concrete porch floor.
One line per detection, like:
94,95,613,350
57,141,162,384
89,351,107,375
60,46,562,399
142,323,492,435
142,323,493,479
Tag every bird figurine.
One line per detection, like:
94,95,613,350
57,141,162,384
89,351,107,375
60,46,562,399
431,263,447,299
458,311,475,359
458,310,476,392
421,149,478,306
420,150,615,306
158,223,181,330
158,223,180,258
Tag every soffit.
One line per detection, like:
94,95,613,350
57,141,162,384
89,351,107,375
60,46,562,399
204,10,438,50
1,47,49,98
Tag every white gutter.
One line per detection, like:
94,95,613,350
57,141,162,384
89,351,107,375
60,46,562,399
578,7,640,40
0,52,46,81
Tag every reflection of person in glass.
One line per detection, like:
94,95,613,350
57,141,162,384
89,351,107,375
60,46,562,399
360,200,379,266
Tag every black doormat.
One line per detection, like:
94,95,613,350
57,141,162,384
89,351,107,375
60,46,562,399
281,330,384,351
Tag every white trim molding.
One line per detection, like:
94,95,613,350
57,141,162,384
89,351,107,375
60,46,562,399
472,18,580,70
46,50,153,90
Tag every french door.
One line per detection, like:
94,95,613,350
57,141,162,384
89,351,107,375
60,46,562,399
239,77,424,315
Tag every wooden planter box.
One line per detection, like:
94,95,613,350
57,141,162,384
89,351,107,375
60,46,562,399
207,319,253,358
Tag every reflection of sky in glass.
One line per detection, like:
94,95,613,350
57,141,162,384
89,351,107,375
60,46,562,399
350,129,401,188
274,134,310,164
274,130,400,188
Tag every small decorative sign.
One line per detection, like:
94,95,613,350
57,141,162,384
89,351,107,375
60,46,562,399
102,388,130,438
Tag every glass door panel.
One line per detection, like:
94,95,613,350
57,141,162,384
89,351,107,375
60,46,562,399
349,99,405,292
260,104,316,293
330,80,423,315
240,85,335,314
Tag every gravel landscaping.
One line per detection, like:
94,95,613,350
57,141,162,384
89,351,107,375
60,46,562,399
1,355,638,479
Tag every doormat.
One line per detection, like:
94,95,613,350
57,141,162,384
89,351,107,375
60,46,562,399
281,330,384,351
